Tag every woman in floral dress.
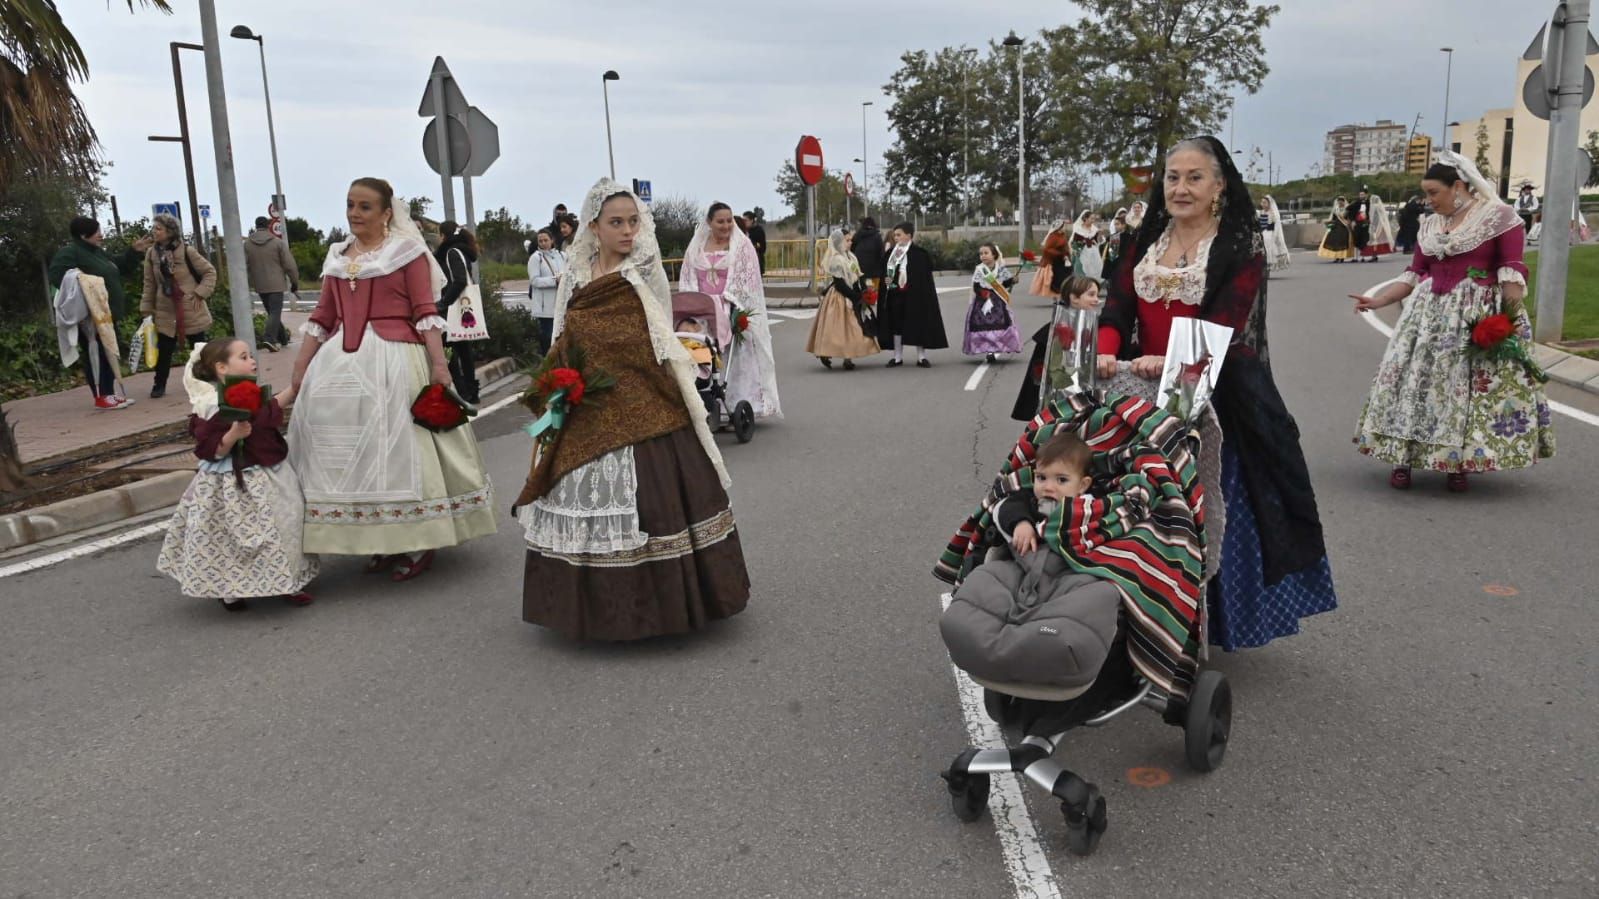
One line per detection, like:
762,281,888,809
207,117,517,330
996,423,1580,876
1353,153,1555,492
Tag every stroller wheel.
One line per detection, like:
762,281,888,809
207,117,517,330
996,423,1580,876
733,401,755,444
1063,787,1107,856
706,410,719,434
942,768,990,823
1183,670,1232,773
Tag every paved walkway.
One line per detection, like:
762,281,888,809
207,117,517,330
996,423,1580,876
11,310,312,464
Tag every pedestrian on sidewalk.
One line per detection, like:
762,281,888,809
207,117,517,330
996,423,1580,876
244,216,299,352
47,216,153,409
1097,135,1336,650
877,221,947,367
289,177,496,582
743,211,767,274
545,203,569,246
852,216,887,297
141,213,216,399
434,221,483,403
515,178,749,641
526,228,565,353
961,243,1020,363
1353,152,1555,492
156,337,318,612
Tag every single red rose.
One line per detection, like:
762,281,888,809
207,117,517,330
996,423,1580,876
1053,323,1076,347
1178,357,1210,386
1030,363,1044,382
1471,314,1514,349
1022,250,1038,262
222,381,263,413
862,289,878,306
412,385,466,429
735,313,751,333
567,379,585,406
550,367,582,391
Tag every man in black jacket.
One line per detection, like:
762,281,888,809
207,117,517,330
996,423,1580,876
743,211,767,274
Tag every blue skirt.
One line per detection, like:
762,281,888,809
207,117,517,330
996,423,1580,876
1210,443,1338,650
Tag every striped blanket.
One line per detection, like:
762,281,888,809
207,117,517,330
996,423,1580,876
934,392,1206,700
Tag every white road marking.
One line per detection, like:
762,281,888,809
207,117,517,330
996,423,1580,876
940,592,1062,899
0,522,167,580
964,363,992,392
938,286,969,294
1,389,533,580
1359,279,1599,428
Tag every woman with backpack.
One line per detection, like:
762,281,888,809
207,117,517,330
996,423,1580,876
140,213,216,399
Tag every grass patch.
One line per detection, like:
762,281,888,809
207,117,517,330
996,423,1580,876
1525,244,1599,352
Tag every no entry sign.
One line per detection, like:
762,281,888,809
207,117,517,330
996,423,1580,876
795,135,824,186
843,172,855,197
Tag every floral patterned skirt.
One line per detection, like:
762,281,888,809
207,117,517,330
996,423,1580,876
1355,282,1555,472
157,463,319,599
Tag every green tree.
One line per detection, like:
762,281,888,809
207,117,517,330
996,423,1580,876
1068,0,1278,172
473,207,532,264
1585,130,1599,187
772,163,850,231
284,216,322,244
1473,120,1496,183
650,195,701,259
0,0,172,190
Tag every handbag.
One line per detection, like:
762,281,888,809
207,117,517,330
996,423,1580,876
444,248,490,342
126,316,157,373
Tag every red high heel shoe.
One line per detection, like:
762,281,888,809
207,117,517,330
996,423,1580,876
285,591,314,606
1388,466,1411,490
1446,472,1469,493
391,550,435,582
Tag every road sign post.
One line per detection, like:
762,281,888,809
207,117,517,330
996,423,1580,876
796,136,824,291
1535,0,1593,342
420,60,500,230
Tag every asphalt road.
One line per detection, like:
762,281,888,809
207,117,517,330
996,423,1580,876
3,254,1596,898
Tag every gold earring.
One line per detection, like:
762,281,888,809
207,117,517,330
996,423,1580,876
1210,194,1222,217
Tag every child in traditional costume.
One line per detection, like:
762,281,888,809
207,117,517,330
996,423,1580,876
962,243,1021,363
158,338,318,612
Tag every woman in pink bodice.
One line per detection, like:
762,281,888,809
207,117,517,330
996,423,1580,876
1352,153,1555,492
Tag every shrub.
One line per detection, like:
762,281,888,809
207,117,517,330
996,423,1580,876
476,271,544,369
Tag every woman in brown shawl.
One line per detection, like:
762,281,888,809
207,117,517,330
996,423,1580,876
514,179,750,640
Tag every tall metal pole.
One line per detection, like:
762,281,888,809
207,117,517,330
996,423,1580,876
861,101,872,219
254,38,283,210
196,1,255,350
1440,47,1455,152
429,71,456,222
1016,45,1027,251
463,175,476,231
169,42,205,251
1536,0,1590,342
963,53,971,227
603,75,617,180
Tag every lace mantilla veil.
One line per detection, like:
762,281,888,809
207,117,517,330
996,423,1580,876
553,179,729,487
681,215,784,420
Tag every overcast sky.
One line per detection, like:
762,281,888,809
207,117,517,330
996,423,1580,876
67,0,1549,235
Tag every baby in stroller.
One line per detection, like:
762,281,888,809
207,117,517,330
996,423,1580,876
934,390,1232,857
674,315,717,386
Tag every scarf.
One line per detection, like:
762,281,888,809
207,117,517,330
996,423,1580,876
885,242,910,289
973,262,1013,303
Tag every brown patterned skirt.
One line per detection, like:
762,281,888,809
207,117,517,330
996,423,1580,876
522,427,750,641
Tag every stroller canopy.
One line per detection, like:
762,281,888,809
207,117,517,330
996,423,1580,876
671,291,731,347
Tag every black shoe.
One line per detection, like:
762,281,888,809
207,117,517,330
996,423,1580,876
916,358,932,368
150,385,166,399
217,598,249,613
819,356,833,369
985,353,997,363
887,359,903,368
842,359,855,370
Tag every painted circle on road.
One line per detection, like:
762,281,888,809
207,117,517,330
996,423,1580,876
1483,583,1520,596
1127,766,1172,788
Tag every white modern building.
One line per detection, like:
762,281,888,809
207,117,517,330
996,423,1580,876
1322,120,1408,176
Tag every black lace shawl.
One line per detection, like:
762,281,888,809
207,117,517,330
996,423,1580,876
1101,135,1329,585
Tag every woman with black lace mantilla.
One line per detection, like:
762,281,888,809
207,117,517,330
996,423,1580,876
513,179,750,641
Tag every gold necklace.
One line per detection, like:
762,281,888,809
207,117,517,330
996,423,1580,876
344,236,385,290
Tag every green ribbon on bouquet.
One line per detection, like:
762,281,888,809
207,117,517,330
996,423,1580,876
522,389,567,441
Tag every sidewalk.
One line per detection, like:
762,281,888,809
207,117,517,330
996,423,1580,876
10,310,314,465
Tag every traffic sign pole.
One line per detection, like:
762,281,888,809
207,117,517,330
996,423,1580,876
1536,0,1590,342
430,69,457,223
197,0,257,352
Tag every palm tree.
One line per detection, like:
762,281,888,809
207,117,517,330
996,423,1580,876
0,0,172,191
0,0,170,494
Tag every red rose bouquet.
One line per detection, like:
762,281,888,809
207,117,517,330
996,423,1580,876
1018,249,1038,272
521,343,617,447
411,383,477,432
1465,296,1547,384
218,375,272,461
729,305,753,347
862,286,879,307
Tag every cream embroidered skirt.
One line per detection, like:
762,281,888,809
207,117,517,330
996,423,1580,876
158,463,319,599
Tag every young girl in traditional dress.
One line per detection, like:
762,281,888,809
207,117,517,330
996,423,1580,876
158,338,318,612
806,229,879,369
962,243,1021,363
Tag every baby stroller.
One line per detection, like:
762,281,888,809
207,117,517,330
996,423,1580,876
672,291,755,444
932,311,1233,856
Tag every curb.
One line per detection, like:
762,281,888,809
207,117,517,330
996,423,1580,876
0,356,521,556
0,470,189,553
1536,342,1599,395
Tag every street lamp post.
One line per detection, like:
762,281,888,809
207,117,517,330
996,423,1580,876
1440,47,1454,153
148,41,206,251
1003,31,1026,251
861,101,873,219
602,70,620,180
961,47,977,227
230,26,284,212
